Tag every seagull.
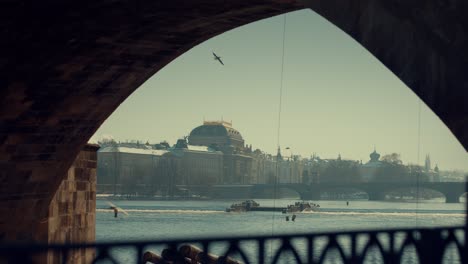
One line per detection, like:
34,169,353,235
212,52,224,65
106,201,129,217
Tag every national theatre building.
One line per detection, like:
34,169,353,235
97,121,270,195
188,121,253,184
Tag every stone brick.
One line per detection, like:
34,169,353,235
0,144,97,262
76,182,87,191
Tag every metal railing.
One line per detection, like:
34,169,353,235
0,225,466,263
2,181,466,263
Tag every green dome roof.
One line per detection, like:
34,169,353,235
189,124,243,141
188,121,244,148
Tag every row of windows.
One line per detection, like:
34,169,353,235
228,129,240,135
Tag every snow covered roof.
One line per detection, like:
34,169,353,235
98,146,169,156
187,145,210,152
169,145,222,155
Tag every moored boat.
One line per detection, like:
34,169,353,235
225,200,260,212
282,201,319,214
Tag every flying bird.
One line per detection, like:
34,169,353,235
106,201,129,217
212,52,224,65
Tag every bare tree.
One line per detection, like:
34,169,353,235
381,153,403,165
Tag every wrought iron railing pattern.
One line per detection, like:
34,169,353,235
0,226,465,264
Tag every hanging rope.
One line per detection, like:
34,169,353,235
416,98,421,226
276,13,287,153
270,13,287,261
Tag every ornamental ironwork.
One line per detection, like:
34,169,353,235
0,226,465,264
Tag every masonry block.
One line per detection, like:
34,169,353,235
0,144,98,263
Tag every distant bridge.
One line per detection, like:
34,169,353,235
256,182,468,203
182,182,467,203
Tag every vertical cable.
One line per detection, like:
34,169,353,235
270,13,287,261
416,99,421,226
276,11,286,153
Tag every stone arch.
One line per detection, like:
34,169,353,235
252,184,306,199
460,192,468,202
360,182,467,203
276,187,303,199
319,186,371,200
1,0,467,242
418,182,467,203
381,186,446,202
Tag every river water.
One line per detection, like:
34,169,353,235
96,199,466,263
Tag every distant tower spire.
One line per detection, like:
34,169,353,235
277,146,283,161
369,148,380,162
425,154,431,172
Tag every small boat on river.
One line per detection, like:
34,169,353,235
226,200,319,213
282,201,320,214
225,200,260,212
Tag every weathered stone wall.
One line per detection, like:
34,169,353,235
45,144,98,263
0,144,97,263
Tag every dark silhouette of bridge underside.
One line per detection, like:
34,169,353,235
252,182,467,203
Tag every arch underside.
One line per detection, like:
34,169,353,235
308,182,466,202
1,0,467,241
319,187,370,199
252,186,303,199
380,187,446,201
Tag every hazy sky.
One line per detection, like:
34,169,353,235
91,9,467,171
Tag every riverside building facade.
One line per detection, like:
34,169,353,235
96,121,306,195
96,121,442,195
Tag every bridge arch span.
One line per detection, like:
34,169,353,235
351,182,467,203
381,187,446,202
251,185,302,199
418,182,467,203
307,182,467,203
318,186,370,200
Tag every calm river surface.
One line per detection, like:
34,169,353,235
96,199,466,263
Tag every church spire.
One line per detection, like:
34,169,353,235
425,154,431,172
277,147,283,161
